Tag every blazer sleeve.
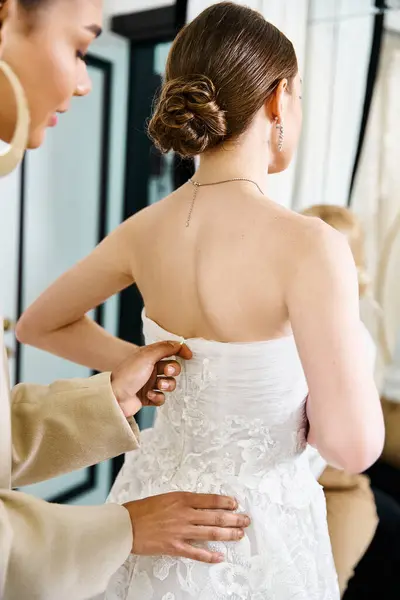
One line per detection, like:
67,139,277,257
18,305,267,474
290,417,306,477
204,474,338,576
11,372,140,487
0,490,132,600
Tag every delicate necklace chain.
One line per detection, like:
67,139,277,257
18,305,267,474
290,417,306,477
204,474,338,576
186,177,265,228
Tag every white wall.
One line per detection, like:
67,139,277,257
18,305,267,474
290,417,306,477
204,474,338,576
386,7,400,31
104,0,174,18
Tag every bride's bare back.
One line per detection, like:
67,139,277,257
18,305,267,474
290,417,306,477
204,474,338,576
131,181,304,343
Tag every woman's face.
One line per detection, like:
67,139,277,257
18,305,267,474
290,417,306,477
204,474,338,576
0,0,103,148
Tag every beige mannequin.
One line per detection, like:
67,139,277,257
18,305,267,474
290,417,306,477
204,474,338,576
301,204,378,596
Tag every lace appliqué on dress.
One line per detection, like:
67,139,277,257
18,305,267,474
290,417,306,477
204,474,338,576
101,322,339,600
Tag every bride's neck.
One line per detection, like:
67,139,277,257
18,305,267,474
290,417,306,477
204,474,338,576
195,126,270,192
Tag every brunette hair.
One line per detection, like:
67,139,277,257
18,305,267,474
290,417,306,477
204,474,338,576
0,0,51,23
0,0,51,9
18,0,49,7
148,2,298,157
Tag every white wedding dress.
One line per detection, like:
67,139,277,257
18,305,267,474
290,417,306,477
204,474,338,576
102,311,339,600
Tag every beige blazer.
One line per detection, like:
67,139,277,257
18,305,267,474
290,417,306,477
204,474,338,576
0,318,140,600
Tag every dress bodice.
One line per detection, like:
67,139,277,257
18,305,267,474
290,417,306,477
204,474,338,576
142,312,310,499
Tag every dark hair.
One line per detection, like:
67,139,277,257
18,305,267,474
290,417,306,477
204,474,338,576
0,0,48,13
148,2,298,158
0,0,50,14
0,0,51,34
18,0,48,7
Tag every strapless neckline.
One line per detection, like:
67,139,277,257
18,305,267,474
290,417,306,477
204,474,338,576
142,308,295,349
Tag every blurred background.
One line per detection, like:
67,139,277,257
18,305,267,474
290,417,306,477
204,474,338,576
0,0,399,519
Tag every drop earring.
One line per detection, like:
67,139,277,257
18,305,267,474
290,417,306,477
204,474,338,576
275,119,284,152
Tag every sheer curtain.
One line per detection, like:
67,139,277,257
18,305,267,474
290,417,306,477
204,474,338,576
351,30,400,390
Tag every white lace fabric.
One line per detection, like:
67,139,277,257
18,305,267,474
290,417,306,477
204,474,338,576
101,312,339,599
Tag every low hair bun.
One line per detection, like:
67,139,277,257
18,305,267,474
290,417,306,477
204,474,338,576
148,75,227,157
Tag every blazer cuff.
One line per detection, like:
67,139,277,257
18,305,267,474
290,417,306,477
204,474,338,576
93,372,141,449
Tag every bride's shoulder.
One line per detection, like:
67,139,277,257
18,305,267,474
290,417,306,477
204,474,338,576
269,207,355,283
293,213,349,259
287,213,356,290
121,190,178,230
265,203,346,256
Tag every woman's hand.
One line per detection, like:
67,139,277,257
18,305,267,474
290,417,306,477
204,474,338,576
110,340,192,417
123,492,250,563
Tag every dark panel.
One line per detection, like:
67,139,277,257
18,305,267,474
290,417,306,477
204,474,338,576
173,154,195,190
15,157,26,384
112,46,157,476
112,6,176,43
111,1,188,43
348,0,386,204
175,0,189,29
87,54,113,326
118,45,158,349
50,465,97,504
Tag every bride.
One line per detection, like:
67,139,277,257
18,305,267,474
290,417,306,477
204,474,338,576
17,3,384,598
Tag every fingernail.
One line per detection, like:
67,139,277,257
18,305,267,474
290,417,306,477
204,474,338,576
166,365,176,376
216,553,225,563
244,516,251,526
238,529,244,538
159,380,169,390
147,391,156,400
